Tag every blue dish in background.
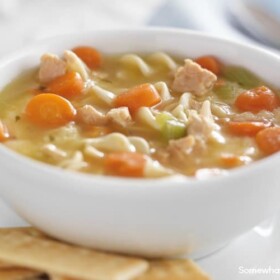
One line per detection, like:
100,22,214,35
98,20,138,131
229,0,280,48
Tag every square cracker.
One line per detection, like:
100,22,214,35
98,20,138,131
0,267,42,280
0,260,15,269
0,227,148,280
49,275,79,280
50,259,211,280
134,259,211,280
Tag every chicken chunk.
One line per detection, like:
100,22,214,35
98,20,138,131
188,103,215,140
172,59,217,96
168,135,196,159
76,105,132,128
107,107,132,127
76,105,108,126
39,53,66,84
188,100,224,143
162,100,224,164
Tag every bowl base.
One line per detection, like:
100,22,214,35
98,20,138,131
187,241,231,260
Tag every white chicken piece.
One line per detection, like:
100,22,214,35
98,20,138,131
38,53,66,84
187,100,225,144
106,107,132,127
172,59,217,96
167,100,224,160
77,105,132,128
168,135,196,160
76,105,108,126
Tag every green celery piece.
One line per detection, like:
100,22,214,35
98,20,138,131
214,84,235,100
223,66,263,89
162,120,186,140
156,112,175,128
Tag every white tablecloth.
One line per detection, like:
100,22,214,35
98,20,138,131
1,0,278,57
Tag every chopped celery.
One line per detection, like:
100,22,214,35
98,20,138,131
162,120,186,140
155,112,186,140
156,112,175,127
214,84,235,100
223,66,262,89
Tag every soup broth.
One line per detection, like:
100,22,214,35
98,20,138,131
0,48,279,178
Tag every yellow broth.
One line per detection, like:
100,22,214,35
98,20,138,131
0,51,279,178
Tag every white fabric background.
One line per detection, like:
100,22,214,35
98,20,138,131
0,0,163,56
0,0,278,56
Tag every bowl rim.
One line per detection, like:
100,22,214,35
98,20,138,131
0,27,280,192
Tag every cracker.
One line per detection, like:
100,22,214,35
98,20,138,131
134,259,211,280
0,267,42,280
49,275,79,280
0,260,15,269
0,227,148,280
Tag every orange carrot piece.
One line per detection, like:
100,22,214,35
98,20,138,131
228,121,269,136
195,56,221,75
235,86,280,113
25,93,76,128
104,152,146,177
220,154,244,168
72,46,102,69
114,84,161,114
256,127,280,154
46,72,84,99
0,120,10,141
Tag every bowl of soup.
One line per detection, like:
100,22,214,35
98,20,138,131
0,28,279,258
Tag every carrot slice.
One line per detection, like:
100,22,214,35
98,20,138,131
235,86,280,113
256,127,280,154
195,56,221,75
0,120,10,141
104,152,146,177
46,72,84,99
228,121,269,136
72,46,102,69
114,84,161,114
25,93,76,128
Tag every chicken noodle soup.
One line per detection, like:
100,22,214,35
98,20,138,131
0,47,280,178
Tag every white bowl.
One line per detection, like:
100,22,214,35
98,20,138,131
0,28,280,258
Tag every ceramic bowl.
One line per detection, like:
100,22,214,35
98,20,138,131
0,28,280,258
